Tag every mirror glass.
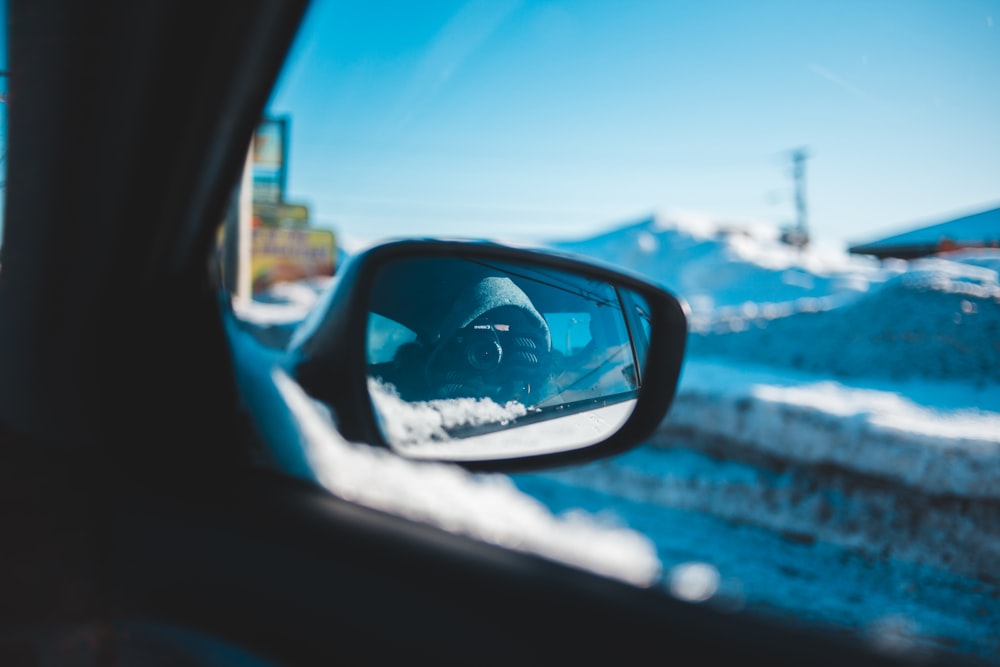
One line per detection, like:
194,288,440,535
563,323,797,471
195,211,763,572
366,255,651,461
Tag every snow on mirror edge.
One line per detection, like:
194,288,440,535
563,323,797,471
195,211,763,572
368,377,632,460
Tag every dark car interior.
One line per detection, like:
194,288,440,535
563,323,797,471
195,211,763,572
0,1,985,665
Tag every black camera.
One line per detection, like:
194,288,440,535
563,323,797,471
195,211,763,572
458,327,503,372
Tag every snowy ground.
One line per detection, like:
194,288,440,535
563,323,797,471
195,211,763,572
544,216,1000,659
551,215,1000,491
235,215,1000,660
669,359,1000,501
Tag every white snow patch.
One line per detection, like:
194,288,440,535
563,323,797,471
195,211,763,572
637,231,659,253
232,277,333,325
369,378,528,445
667,359,1000,499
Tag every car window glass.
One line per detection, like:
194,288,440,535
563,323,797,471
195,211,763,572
366,312,417,365
544,312,591,356
235,2,1000,662
365,256,639,409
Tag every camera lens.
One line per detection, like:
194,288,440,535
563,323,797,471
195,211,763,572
465,334,503,371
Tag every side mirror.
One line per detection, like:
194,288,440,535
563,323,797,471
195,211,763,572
289,240,687,471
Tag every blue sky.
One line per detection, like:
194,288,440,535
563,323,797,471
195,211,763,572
267,0,1000,249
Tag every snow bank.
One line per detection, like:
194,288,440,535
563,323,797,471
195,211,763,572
691,257,1000,383
537,442,1000,583
551,216,1000,504
667,359,1000,499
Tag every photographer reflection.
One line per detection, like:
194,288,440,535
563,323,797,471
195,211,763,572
363,255,648,451
370,273,552,406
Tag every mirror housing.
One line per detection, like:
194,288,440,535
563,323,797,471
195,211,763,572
288,239,687,472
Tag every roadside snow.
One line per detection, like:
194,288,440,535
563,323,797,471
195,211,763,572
691,257,1000,383
232,277,334,325
668,359,1000,499
538,218,1000,586
550,215,1000,499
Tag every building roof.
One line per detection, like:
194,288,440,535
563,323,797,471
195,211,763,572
848,204,1000,259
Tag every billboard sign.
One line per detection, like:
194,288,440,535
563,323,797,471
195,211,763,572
251,227,337,294
252,201,311,229
252,117,288,204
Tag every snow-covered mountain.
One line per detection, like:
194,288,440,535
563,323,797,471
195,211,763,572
550,213,1000,384
550,213,884,325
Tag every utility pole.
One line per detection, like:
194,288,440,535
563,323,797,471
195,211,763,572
781,146,810,249
792,147,809,244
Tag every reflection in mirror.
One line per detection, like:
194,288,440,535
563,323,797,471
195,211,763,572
366,256,651,461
